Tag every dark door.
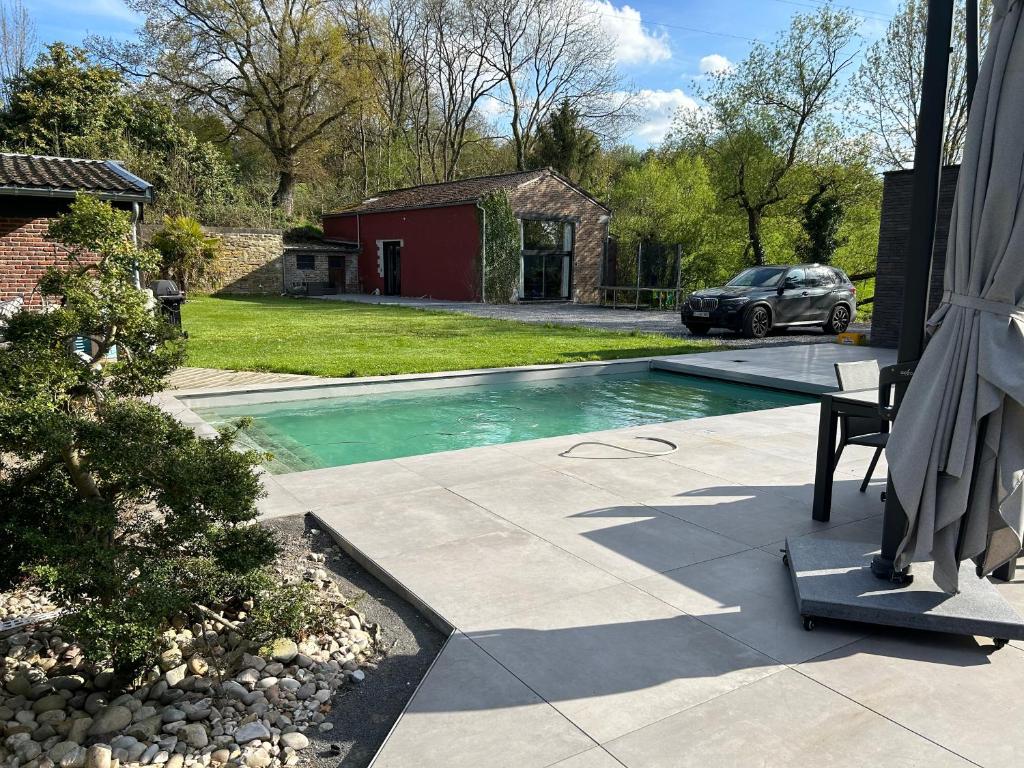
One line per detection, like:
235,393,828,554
383,241,401,295
806,266,836,320
328,254,346,294
774,267,811,323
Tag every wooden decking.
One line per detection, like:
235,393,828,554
163,367,323,391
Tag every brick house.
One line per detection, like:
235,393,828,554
0,152,153,305
322,168,611,303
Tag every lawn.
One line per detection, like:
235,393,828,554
182,296,713,377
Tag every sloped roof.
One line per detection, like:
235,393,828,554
325,168,608,216
0,152,153,202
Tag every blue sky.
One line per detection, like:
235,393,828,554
28,0,899,147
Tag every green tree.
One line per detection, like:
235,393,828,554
673,7,859,266
528,100,601,185
795,182,847,264
0,197,276,681
151,215,224,293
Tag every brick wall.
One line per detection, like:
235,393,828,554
507,175,609,304
0,216,83,306
871,165,959,347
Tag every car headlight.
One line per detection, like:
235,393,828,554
721,297,750,307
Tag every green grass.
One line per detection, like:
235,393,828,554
182,296,714,378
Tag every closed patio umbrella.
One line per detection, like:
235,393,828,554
886,0,1024,593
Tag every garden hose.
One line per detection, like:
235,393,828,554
558,436,678,459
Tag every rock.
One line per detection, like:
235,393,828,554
278,733,308,750
126,715,163,740
293,654,312,669
48,742,80,764
165,665,188,688
85,744,112,768
240,655,265,672
92,671,114,690
18,740,43,762
210,749,230,765
187,657,208,676
261,663,283,677
244,748,271,768
293,683,315,701
347,669,365,683
5,672,32,696
147,681,168,702
67,717,93,744
162,708,186,724
48,676,85,692
269,640,297,664
109,737,138,752
235,669,259,686
33,694,67,714
165,755,184,768
218,681,248,700
89,706,133,736
84,694,108,715
59,745,87,768
38,710,67,725
232,722,270,744
317,722,333,732
158,649,183,672
180,723,209,749
152,750,170,764
254,677,277,691
139,744,160,765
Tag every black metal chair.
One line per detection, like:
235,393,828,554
833,361,918,493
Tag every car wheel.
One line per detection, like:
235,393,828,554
685,323,711,336
825,303,852,334
742,305,771,339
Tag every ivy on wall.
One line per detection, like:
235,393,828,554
480,191,520,303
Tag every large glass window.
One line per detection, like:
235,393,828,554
521,219,574,300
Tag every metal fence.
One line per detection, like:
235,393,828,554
600,239,684,309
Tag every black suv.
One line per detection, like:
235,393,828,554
681,264,856,339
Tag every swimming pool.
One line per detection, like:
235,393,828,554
192,371,813,473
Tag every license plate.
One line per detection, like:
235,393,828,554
693,311,710,318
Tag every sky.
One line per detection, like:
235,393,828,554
27,0,900,148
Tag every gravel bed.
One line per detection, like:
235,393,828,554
261,516,446,768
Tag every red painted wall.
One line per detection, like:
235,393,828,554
323,204,482,301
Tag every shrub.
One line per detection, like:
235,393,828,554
150,215,223,293
0,196,277,684
480,191,520,303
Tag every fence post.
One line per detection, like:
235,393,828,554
635,242,642,309
674,244,682,309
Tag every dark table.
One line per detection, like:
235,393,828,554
812,387,880,523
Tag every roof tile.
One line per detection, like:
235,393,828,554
0,153,152,199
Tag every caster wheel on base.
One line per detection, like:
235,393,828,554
782,552,789,567
994,638,1008,650
802,616,815,632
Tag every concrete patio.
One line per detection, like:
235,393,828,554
171,345,1024,767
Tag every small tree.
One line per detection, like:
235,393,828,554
796,183,847,265
528,100,601,185
150,215,223,292
0,196,276,684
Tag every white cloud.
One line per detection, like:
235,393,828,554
698,53,733,75
628,88,698,145
588,1,671,65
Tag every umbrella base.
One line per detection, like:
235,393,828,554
785,537,1024,643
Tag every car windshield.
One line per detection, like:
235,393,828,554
726,267,787,288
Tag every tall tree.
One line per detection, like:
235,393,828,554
849,0,992,168
0,0,36,107
673,7,859,266
99,0,364,215
527,100,600,184
485,0,629,171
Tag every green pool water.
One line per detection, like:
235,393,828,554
193,371,813,473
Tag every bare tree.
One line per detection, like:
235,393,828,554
0,0,37,106
849,0,992,169
674,7,859,266
485,0,631,171
96,0,363,215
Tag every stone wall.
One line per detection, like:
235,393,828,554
507,174,609,304
871,165,959,348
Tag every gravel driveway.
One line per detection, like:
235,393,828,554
320,294,869,348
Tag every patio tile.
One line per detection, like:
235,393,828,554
375,530,621,630
256,475,307,519
552,456,726,505
632,549,869,664
660,437,817,485
760,513,883,555
605,669,972,768
395,445,537,487
468,582,780,743
274,460,436,508
372,633,595,768
798,629,1024,767
312,487,516,559
647,482,874,548
547,747,624,767
453,472,749,581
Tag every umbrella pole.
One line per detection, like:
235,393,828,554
871,0,956,583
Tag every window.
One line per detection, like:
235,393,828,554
811,267,835,286
328,254,344,269
522,220,573,252
783,268,807,287
727,267,786,288
295,253,316,271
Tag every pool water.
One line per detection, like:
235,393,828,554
193,371,813,473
